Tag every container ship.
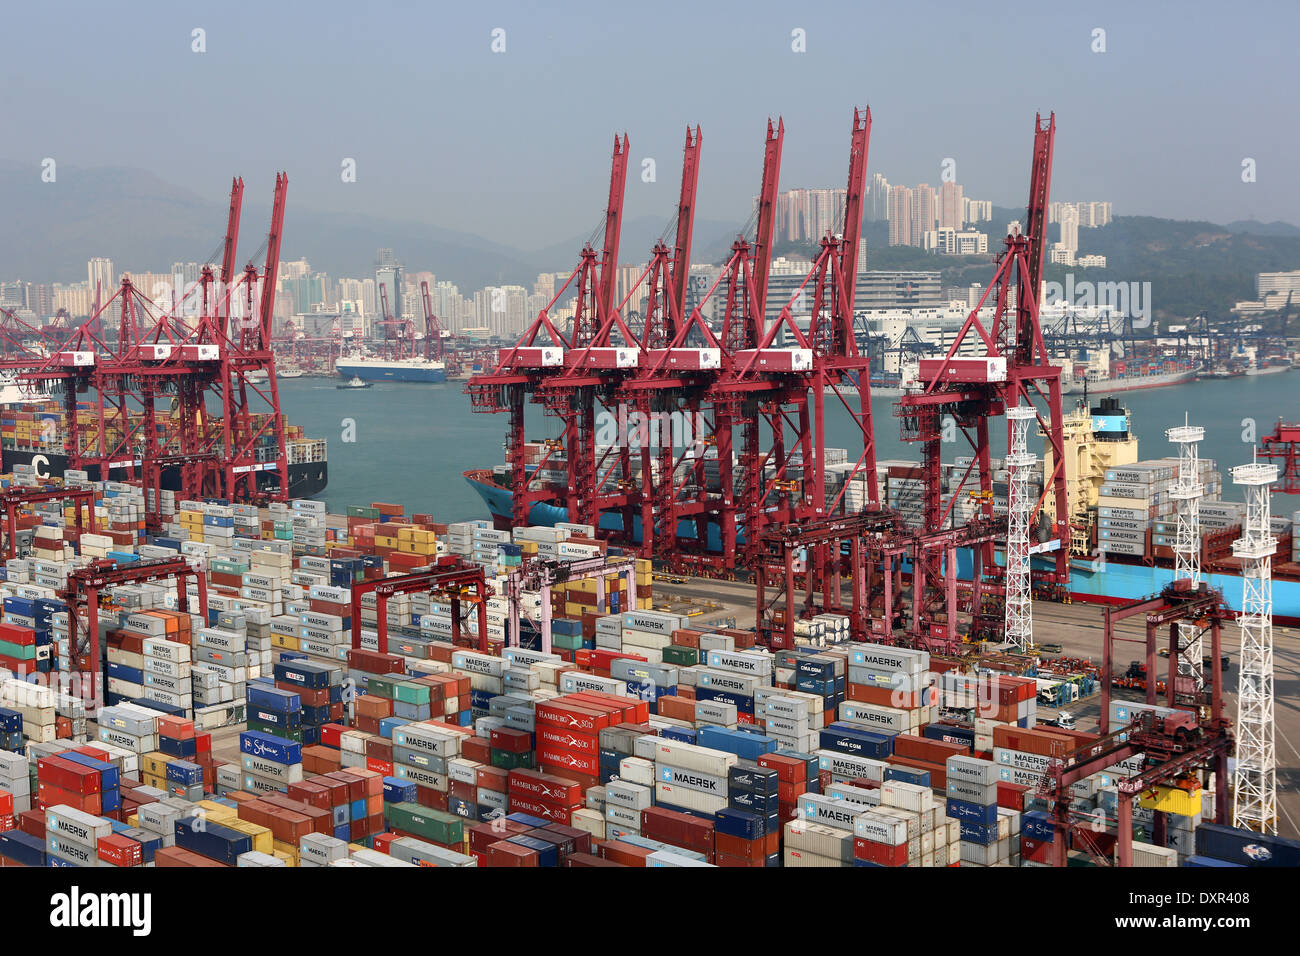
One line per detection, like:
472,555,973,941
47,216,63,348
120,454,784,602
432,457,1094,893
0,401,328,498
1062,358,1198,395
334,355,447,383
849,355,1197,399
466,397,1300,622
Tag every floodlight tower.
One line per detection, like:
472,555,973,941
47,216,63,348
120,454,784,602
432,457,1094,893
1004,403,1037,653
1167,414,1206,687
1230,454,1278,833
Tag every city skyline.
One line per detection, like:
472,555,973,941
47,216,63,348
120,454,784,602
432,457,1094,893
0,171,1119,328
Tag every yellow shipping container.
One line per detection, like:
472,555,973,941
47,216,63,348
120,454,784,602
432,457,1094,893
375,536,400,549
228,820,273,854
140,752,169,778
271,632,300,651
1137,785,1203,817
194,800,239,824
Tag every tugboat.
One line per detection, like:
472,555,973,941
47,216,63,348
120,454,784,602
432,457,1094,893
336,375,372,390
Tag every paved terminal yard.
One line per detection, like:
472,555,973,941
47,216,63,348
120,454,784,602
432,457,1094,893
201,574,1300,840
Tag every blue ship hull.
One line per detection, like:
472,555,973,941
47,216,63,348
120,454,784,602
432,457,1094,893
335,362,447,383
465,470,1300,623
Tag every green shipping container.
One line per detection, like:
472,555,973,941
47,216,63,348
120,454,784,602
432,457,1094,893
393,681,430,705
661,644,700,666
551,630,584,651
490,749,533,771
0,639,35,661
385,802,465,845
246,718,302,742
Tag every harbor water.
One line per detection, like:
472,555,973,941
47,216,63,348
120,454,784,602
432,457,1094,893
278,371,1300,521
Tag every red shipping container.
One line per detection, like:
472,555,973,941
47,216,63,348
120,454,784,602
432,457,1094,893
1020,836,1053,864
490,727,533,754
156,846,227,867
285,781,332,811
37,757,101,795
156,716,195,740
537,746,599,777
534,701,612,735
468,820,532,852
569,690,649,724
97,833,143,867
535,723,599,755
437,735,479,766
997,781,1032,810
992,724,1073,757
847,682,926,708
0,623,34,645
507,769,582,807
599,840,654,866
447,779,477,803
487,840,538,866
318,723,349,749
540,822,594,857
886,755,947,790
507,796,573,824
853,837,908,866
0,655,37,676
715,831,765,863
892,734,966,765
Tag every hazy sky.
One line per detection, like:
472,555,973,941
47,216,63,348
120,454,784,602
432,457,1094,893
2,1,1296,249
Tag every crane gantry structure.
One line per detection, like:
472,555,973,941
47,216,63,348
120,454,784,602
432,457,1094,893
468,110,1075,656
1,174,294,511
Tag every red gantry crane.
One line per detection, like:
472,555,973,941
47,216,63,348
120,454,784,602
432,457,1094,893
892,113,1069,653
13,174,295,511
1258,419,1300,494
420,280,447,363
468,135,630,530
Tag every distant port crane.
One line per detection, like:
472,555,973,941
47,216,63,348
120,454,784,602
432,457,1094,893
0,174,294,508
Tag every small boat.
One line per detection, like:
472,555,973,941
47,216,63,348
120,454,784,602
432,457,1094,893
278,365,304,379
336,375,372,390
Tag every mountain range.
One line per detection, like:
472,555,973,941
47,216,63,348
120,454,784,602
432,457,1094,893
2,160,1297,320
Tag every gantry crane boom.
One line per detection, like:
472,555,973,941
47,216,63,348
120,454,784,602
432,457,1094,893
751,118,784,324
597,134,630,324
669,126,702,334
420,280,444,362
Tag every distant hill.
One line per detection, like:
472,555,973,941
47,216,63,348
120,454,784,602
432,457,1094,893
2,160,1297,324
0,160,534,292
863,211,1300,321
1223,219,1300,238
